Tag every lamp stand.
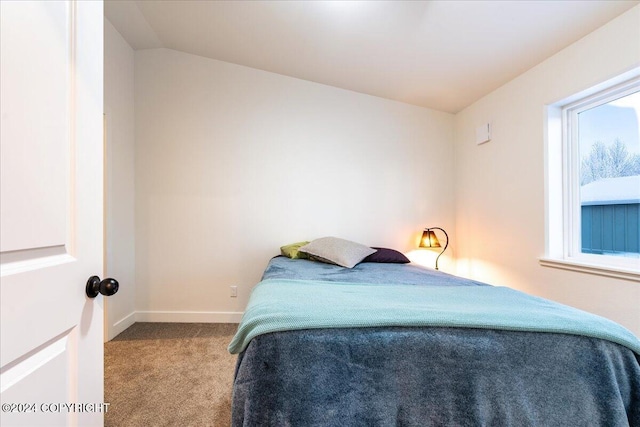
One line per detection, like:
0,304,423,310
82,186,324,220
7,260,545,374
430,227,449,270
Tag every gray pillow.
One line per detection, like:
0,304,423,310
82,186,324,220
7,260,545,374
298,237,376,268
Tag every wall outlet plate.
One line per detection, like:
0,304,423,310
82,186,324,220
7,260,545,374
230,286,238,297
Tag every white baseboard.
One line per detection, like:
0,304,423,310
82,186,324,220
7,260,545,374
135,310,244,324
109,311,136,341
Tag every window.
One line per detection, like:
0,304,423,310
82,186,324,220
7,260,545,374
573,88,640,258
542,74,640,281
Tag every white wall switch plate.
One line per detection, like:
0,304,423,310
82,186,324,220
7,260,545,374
476,123,491,145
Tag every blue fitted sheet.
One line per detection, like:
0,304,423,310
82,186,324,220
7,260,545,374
261,255,490,286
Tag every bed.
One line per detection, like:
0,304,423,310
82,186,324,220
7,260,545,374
229,255,640,426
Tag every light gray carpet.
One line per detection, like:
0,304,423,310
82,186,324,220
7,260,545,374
104,323,238,427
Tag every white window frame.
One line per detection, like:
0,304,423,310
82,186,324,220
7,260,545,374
541,71,640,282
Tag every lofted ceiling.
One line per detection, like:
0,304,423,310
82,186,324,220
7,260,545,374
105,0,639,113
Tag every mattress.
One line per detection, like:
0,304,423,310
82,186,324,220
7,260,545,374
230,256,640,426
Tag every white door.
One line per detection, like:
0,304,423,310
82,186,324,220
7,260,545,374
0,1,106,426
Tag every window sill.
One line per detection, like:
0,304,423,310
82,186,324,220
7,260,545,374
539,257,640,283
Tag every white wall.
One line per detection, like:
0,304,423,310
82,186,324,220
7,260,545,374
104,19,136,339
135,48,455,321
453,6,640,335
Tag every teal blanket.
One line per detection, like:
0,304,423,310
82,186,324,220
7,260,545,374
228,278,640,355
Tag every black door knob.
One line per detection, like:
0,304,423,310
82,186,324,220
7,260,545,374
86,276,119,298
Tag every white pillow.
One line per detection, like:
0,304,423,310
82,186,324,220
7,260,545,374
298,237,376,268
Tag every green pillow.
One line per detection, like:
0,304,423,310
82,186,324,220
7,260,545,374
280,241,311,259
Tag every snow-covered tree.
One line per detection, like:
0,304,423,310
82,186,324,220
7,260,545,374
581,138,640,185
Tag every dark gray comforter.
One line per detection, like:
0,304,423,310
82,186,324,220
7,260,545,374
231,257,640,426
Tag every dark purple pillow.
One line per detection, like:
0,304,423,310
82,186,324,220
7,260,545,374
362,247,410,264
